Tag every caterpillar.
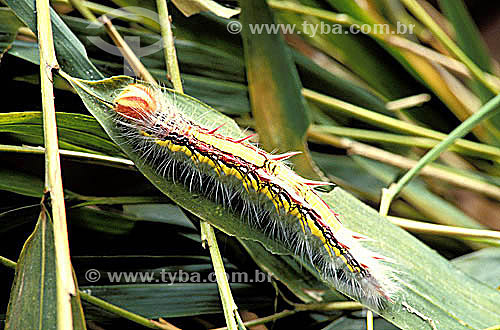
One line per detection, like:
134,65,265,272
110,83,399,309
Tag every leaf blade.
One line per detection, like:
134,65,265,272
5,208,86,330
64,74,500,329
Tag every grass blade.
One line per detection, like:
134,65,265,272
5,207,86,330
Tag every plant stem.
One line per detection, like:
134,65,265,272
294,301,362,311
68,0,97,22
367,310,374,330
309,126,457,153
388,216,500,242
201,222,243,330
100,15,156,84
308,134,500,200
303,88,500,161
0,255,17,269
156,0,183,93
0,144,134,168
36,0,75,328
212,309,295,330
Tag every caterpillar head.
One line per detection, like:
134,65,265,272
113,84,158,121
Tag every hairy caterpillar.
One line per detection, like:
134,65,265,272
110,83,398,309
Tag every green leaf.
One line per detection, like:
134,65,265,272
273,0,415,102
319,188,500,329
438,0,500,143
5,208,86,330
60,15,245,83
5,40,40,65
5,0,102,80
0,8,23,57
353,156,485,229
68,207,137,236
313,154,386,200
292,51,391,116
123,204,197,230
82,283,271,319
0,167,44,198
240,239,345,303
168,11,243,65
352,156,492,249
281,0,493,143
452,247,500,289
313,153,427,225
438,0,493,78
63,74,500,329
7,36,250,115
0,112,122,156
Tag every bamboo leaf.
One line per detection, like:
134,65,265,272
0,112,121,156
239,240,345,303
452,247,500,288
81,283,271,319
438,0,494,85
292,51,390,116
63,74,500,329
319,188,500,329
0,168,44,198
5,208,86,330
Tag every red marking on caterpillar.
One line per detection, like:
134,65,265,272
268,151,302,162
233,133,257,144
110,83,400,310
301,180,334,187
207,123,226,134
